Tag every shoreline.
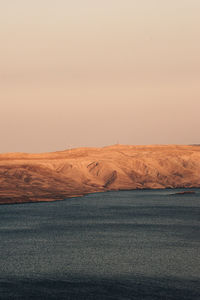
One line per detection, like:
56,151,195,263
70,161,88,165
0,186,199,206
1,144,200,206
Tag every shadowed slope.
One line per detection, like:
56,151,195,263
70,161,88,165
0,145,200,204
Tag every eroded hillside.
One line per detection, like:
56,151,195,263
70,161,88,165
0,145,200,204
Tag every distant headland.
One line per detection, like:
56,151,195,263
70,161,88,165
0,144,200,204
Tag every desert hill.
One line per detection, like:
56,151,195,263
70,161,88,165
0,145,200,204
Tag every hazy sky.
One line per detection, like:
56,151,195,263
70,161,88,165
1,0,200,153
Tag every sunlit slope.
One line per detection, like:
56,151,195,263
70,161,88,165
0,145,200,204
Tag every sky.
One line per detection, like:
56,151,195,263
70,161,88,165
1,0,200,153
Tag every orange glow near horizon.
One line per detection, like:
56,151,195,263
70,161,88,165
1,1,200,152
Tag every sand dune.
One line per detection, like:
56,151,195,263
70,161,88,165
0,145,200,204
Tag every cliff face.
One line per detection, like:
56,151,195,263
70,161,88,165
0,145,200,204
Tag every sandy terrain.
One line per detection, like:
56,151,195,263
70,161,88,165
0,145,200,204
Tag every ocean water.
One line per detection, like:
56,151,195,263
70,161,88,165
0,189,200,299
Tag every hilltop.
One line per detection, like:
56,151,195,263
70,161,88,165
0,145,200,204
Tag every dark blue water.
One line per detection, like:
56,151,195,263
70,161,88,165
0,189,200,299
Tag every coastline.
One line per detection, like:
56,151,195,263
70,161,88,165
1,144,200,205
0,186,199,206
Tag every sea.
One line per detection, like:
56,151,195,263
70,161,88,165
0,189,200,299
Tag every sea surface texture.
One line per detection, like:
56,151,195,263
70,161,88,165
0,189,200,299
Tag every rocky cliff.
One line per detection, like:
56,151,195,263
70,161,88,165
0,145,200,204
